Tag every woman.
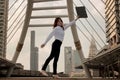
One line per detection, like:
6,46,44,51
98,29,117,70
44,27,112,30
40,17,79,78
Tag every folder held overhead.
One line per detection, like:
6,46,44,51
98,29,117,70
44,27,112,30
76,6,88,18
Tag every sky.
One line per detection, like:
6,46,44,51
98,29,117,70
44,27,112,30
7,0,106,73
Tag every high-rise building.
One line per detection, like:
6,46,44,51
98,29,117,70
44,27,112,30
30,31,38,71
88,36,98,58
0,0,8,58
73,50,81,69
41,64,50,72
88,37,99,77
46,65,50,72
73,50,83,74
64,47,73,74
64,48,85,77
105,0,120,47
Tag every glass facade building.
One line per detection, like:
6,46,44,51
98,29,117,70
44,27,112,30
0,0,8,57
105,0,120,47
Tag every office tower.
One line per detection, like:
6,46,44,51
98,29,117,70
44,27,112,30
88,37,98,58
30,31,38,71
73,50,82,70
46,65,50,72
88,37,99,77
64,47,73,74
34,47,39,70
105,0,120,47
64,47,86,77
0,0,8,58
41,64,50,72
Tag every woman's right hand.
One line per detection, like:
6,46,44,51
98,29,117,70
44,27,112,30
41,44,45,48
75,16,80,21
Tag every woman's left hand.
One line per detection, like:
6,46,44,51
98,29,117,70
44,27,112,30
75,16,80,21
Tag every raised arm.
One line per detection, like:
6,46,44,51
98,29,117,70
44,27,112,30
64,17,79,30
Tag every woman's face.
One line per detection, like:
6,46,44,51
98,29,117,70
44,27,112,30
57,19,63,27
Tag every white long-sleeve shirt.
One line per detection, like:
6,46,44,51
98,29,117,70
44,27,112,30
43,20,76,45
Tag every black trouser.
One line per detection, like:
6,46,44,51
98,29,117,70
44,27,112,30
42,40,62,74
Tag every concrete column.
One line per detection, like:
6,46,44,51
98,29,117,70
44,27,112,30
66,0,91,78
12,0,33,62
7,0,33,77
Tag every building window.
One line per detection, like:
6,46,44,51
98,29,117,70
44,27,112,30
110,38,113,46
113,35,116,43
0,13,4,15
0,9,4,11
0,23,4,26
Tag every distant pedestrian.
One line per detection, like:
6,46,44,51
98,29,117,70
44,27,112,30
40,16,79,78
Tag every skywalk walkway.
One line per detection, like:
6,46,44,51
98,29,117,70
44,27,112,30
0,77,119,80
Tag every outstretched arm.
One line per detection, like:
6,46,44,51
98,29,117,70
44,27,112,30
41,28,56,48
64,16,79,30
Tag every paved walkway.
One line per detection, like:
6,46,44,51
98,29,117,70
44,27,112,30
0,77,119,80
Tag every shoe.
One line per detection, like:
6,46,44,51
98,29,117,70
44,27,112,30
40,70,48,76
52,74,60,78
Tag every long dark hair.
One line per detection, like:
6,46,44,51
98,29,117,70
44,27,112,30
53,17,64,30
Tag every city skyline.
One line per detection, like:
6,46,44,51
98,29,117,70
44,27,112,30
7,0,105,73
